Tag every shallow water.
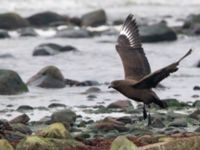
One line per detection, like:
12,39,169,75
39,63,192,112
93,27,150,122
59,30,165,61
0,1,200,121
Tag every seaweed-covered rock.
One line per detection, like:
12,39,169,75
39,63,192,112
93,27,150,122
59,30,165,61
0,12,29,29
41,123,72,139
27,66,65,88
140,22,177,43
51,109,77,126
163,99,189,108
0,69,28,95
110,136,139,150
81,9,106,27
27,11,68,27
10,123,32,135
16,136,57,150
0,139,13,150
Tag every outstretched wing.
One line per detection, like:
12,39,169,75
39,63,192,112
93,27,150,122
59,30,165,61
116,14,151,81
132,49,192,89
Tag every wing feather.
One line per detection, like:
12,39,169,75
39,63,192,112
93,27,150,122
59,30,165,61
116,14,151,80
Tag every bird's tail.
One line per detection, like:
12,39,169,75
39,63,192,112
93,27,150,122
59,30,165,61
177,49,192,63
153,99,168,109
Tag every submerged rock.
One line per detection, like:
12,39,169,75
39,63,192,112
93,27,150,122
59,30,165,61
27,66,65,88
48,103,66,108
18,27,37,37
0,139,13,150
56,27,90,38
17,105,33,112
81,9,107,27
33,43,77,56
27,11,68,27
140,22,177,42
110,136,139,150
0,29,10,38
0,69,28,95
0,12,29,29
16,136,57,150
51,109,77,126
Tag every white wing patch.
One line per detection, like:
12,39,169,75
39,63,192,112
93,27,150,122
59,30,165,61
119,15,141,48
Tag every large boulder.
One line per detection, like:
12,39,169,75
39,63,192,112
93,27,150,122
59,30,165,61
81,9,107,27
50,109,77,126
0,69,28,95
27,11,68,27
0,12,29,30
110,136,139,150
140,22,177,42
27,66,65,88
33,43,76,56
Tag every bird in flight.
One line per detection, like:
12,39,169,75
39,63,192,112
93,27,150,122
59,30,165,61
109,14,192,126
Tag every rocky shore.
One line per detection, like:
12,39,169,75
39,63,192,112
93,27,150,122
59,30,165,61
0,8,200,150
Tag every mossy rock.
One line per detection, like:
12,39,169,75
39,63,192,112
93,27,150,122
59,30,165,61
42,123,72,139
48,138,85,149
163,99,189,108
0,69,28,95
0,139,14,150
16,136,57,150
110,136,139,150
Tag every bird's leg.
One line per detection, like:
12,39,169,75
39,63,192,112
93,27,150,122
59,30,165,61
147,105,151,126
143,104,147,120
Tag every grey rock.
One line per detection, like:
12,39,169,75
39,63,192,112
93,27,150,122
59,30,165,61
56,27,90,38
84,87,101,94
48,103,66,108
27,65,65,88
27,11,68,27
17,105,33,112
107,100,133,109
189,109,200,120
0,30,10,38
193,100,200,107
9,114,30,124
151,118,165,128
51,109,77,126
0,69,28,95
0,12,29,30
81,9,106,27
168,118,188,127
194,86,200,90
18,27,37,37
139,22,177,42
10,123,32,135
33,43,76,56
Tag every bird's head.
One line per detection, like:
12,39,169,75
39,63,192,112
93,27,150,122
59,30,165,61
108,80,121,89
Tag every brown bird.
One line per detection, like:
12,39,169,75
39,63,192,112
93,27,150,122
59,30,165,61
109,14,192,125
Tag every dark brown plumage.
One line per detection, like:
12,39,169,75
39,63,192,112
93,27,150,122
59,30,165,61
109,14,192,125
